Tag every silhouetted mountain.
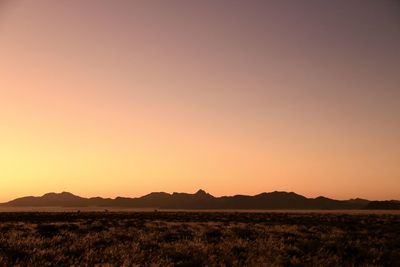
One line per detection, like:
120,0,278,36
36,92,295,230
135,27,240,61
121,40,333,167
347,198,370,206
5,192,87,207
363,201,400,210
2,190,397,210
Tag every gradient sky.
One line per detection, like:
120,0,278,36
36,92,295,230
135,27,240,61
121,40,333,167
1,0,399,202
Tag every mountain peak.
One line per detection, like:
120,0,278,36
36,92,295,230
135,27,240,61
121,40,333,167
43,191,76,197
195,189,207,195
61,191,75,196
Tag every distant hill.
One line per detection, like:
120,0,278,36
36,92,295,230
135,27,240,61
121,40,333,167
1,190,398,210
5,192,86,207
363,201,400,210
347,198,370,206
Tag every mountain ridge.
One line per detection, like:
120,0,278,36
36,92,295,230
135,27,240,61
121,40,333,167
1,190,399,210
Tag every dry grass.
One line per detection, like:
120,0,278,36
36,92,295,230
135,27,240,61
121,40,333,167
0,212,398,266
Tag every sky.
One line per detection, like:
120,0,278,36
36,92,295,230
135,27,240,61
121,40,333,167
1,0,399,202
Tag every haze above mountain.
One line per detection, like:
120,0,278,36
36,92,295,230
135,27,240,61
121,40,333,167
1,191,399,210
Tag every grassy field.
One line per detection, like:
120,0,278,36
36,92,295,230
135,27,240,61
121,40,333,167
0,212,399,266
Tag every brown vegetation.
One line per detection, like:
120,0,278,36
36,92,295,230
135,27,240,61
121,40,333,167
0,212,399,266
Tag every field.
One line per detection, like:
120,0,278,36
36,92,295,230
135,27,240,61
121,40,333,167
0,212,399,266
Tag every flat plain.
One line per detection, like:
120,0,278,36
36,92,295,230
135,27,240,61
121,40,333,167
0,212,399,266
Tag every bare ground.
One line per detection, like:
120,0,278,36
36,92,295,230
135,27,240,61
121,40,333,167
0,212,399,266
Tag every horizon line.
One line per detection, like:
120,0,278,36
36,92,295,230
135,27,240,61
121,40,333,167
3,189,399,203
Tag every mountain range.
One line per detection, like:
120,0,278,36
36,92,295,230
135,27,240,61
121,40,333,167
1,190,399,210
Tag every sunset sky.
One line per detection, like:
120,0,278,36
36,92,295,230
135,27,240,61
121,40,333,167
1,0,399,202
